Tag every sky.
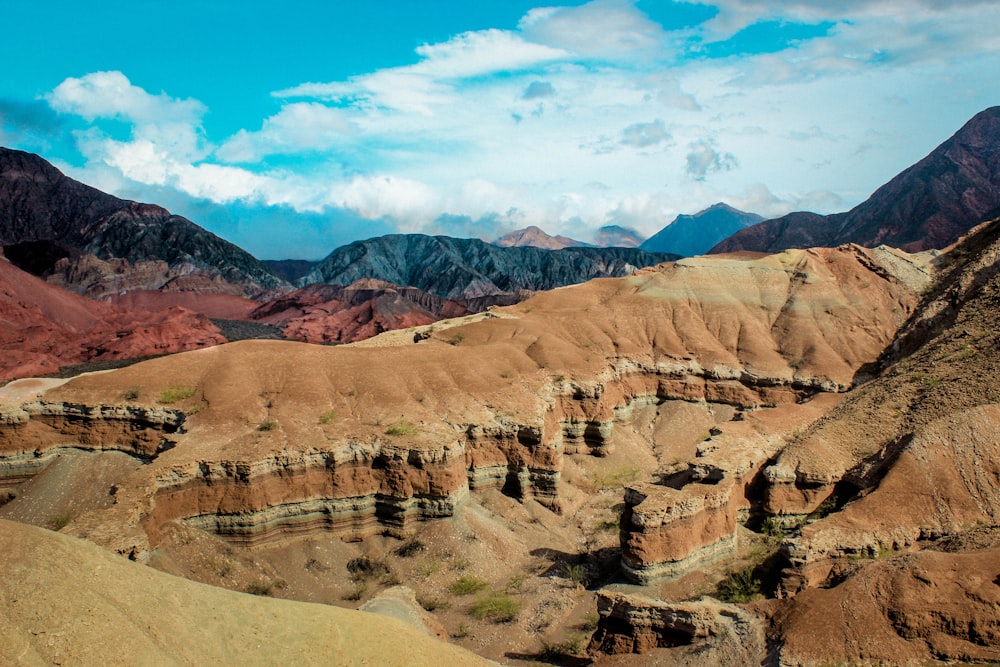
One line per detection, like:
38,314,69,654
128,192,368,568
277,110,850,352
2,0,999,259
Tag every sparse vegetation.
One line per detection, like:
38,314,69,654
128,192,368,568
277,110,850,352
414,557,444,579
761,516,787,539
186,403,205,415
48,513,74,530
447,332,465,345
450,575,489,595
417,594,450,611
505,573,527,592
394,539,426,558
578,612,600,631
499,369,513,379
346,556,392,581
159,386,196,403
385,421,418,436
560,562,586,586
318,409,336,424
344,582,368,601
590,465,639,490
715,565,762,603
807,495,838,521
246,578,285,596
122,387,141,401
257,418,279,431
469,592,520,622
539,633,587,660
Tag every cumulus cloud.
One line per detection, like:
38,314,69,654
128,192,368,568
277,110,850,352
685,139,737,180
519,0,669,60
48,71,208,161
216,102,356,162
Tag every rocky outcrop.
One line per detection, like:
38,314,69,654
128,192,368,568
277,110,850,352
588,592,766,662
301,233,675,299
712,107,1000,254
773,544,1000,665
249,281,471,344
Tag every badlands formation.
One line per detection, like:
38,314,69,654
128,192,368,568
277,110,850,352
6,225,998,665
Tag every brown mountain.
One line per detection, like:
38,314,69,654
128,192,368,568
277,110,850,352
0,251,225,380
493,225,590,249
0,147,288,298
594,224,644,247
711,106,1000,254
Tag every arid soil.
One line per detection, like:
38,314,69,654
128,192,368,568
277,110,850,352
2,232,998,665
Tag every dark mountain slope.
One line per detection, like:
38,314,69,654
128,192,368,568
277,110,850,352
302,234,675,299
712,107,1000,254
0,148,287,296
641,203,763,256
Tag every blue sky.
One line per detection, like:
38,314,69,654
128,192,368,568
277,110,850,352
2,0,999,259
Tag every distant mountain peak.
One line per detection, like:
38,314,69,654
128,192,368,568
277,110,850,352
640,203,762,257
594,225,644,248
494,226,589,250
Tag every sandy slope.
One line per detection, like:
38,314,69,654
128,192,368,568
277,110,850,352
0,519,488,666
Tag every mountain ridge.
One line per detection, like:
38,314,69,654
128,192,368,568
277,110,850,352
712,106,1000,254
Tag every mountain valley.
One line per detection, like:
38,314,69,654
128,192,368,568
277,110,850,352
1,109,999,666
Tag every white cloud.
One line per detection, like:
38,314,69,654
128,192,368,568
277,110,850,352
38,1,1000,255
48,71,207,160
685,138,737,180
216,102,356,162
519,0,670,60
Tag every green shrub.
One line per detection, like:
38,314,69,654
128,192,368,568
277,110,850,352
539,633,586,660
560,562,586,586
715,566,761,603
49,513,74,530
385,421,418,436
159,386,196,403
257,419,278,431
318,409,336,424
449,575,488,595
447,332,465,346
469,592,520,623
122,387,141,401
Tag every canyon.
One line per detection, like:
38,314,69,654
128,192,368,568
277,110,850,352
7,229,995,665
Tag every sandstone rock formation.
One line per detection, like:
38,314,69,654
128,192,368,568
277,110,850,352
0,242,927,563
588,592,766,664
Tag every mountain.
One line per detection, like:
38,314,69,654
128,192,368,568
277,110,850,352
594,224,644,247
262,259,317,282
250,280,471,344
0,251,225,380
640,203,763,257
300,234,675,299
0,147,287,297
712,107,1000,254
493,225,590,249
